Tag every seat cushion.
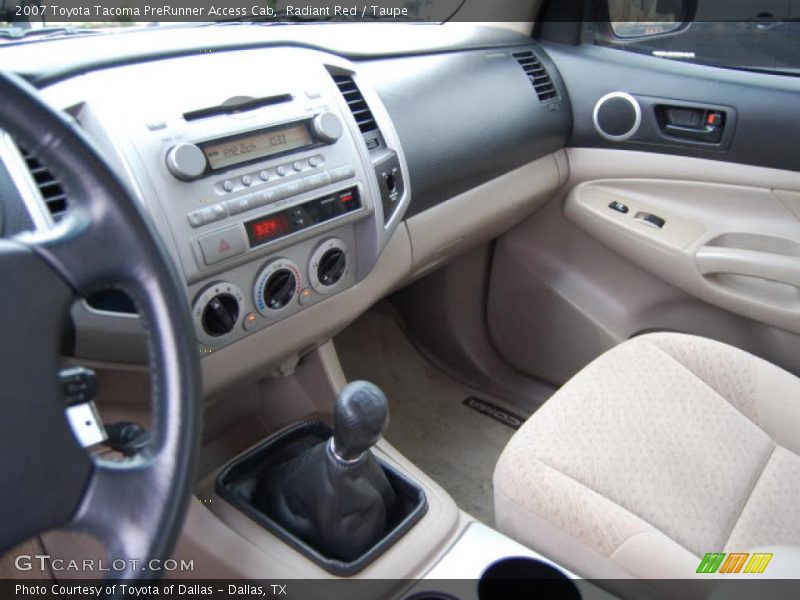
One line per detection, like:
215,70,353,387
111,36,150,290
493,332,800,579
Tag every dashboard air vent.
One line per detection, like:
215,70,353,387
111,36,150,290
332,74,378,135
17,145,68,221
513,51,558,102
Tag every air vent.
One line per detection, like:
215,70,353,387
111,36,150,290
513,51,558,102
17,145,68,221
332,74,378,135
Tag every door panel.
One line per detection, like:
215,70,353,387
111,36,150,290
486,35,800,384
488,150,800,385
565,178,800,334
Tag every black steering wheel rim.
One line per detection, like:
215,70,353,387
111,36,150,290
0,71,201,579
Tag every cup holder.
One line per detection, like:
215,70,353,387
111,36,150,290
478,557,581,600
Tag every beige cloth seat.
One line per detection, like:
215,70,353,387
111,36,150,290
494,332,800,580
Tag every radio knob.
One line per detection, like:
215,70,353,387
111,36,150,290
311,112,343,144
166,143,207,181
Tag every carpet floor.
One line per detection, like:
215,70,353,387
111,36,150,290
335,306,534,525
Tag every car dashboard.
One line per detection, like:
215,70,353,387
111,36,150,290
0,23,571,393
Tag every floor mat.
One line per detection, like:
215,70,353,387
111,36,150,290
336,306,532,526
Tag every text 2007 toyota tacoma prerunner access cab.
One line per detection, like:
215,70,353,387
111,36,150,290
1,1,800,598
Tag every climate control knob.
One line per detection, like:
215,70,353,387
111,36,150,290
201,293,239,337
309,238,349,294
166,143,207,181
192,282,245,345
253,258,301,316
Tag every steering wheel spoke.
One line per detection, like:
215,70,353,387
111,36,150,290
0,70,201,578
0,239,91,552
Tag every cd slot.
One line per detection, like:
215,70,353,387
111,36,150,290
183,94,293,121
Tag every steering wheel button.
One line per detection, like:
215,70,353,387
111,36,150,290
198,226,247,266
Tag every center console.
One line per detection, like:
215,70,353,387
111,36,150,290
52,47,410,355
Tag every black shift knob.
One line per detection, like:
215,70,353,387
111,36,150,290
332,381,389,461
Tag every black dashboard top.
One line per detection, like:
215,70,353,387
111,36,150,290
0,22,531,84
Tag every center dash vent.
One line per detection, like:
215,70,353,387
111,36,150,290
513,51,558,102
332,74,378,134
331,73,385,152
17,145,68,221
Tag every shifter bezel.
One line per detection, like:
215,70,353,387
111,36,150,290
215,419,428,576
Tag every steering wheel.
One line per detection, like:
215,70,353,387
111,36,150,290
0,72,201,578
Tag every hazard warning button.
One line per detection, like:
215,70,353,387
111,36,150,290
198,225,247,266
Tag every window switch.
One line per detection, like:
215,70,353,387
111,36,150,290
635,211,666,229
608,200,629,214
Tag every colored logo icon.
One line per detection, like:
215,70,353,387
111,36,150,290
697,552,773,574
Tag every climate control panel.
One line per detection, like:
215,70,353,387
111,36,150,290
188,227,356,353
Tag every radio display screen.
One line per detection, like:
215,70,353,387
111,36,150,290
201,122,313,170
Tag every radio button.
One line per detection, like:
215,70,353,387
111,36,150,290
309,156,322,168
189,203,227,227
259,188,278,205
210,203,227,221
198,226,247,266
273,180,306,201
188,210,206,228
241,175,252,187
292,161,304,172
225,195,255,216
329,165,355,183
303,172,331,192
259,170,270,181
222,179,234,192
276,166,289,177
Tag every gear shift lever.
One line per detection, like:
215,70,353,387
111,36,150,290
330,381,389,462
256,381,397,562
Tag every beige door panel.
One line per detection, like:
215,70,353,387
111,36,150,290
565,179,800,335
488,150,800,384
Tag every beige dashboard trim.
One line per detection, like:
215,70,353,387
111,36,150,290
406,151,564,278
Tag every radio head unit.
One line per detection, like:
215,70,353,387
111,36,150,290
165,112,344,182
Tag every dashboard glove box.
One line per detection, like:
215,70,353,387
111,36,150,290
216,420,428,576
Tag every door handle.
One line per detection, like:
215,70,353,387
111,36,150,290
656,105,725,143
696,246,800,289
663,123,718,141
